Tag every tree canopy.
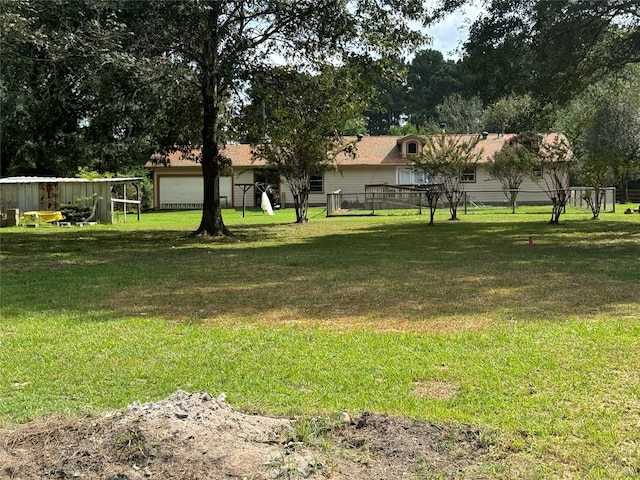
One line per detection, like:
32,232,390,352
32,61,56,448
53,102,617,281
0,1,201,177
463,0,640,105
405,50,469,127
4,0,639,229
555,65,640,203
2,0,448,236
244,66,371,223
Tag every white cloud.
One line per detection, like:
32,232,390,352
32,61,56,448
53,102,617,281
424,2,482,60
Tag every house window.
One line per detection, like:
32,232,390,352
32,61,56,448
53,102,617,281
461,167,476,183
407,141,419,155
397,168,428,185
310,174,323,192
533,166,543,178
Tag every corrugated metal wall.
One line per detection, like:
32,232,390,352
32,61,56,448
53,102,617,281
1,180,137,223
0,183,39,212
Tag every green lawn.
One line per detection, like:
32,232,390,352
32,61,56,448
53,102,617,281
1,206,639,478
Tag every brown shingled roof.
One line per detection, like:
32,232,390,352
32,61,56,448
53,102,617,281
147,134,567,169
336,136,404,165
150,144,260,168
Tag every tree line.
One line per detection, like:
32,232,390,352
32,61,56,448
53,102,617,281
1,1,639,232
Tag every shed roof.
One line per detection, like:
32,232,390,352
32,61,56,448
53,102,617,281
0,176,142,184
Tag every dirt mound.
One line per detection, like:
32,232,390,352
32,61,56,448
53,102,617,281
0,390,496,479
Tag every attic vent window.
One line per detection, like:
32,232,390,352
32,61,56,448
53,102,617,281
407,141,418,155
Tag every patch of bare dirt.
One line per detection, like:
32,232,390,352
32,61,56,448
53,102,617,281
0,391,498,479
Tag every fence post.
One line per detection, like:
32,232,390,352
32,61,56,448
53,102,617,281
464,192,467,215
372,193,376,215
612,187,616,213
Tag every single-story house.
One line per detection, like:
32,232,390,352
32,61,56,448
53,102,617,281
0,176,142,224
147,134,569,210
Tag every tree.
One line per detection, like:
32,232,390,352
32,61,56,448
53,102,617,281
535,136,574,224
463,0,640,105
487,135,538,213
584,98,640,204
408,133,482,221
561,90,635,217
405,49,469,126
416,182,443,226
3,0,446,236
1,1,99,176
576,154,614,220
245,66,370,223
388,124,431,136
435,94,484,134
0,1,201,177
482,94,538,134
364,56,409,135
145,1,437,236
554,65,640,205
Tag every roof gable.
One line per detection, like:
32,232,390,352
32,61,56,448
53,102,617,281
395,133,426,146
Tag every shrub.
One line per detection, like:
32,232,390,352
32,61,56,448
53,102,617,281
60,204,92,222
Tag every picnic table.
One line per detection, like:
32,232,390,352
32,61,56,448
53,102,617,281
21,211,64,223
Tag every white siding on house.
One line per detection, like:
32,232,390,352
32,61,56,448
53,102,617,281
231,168,257,207
463,166,556,205
230,166,398,208
153,159,564,210
149,134,573,210
281,167,398,206
328,166,398,192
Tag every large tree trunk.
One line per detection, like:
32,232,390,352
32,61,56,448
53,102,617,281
195,31,230,237
618,174,630,204
197,153,230,236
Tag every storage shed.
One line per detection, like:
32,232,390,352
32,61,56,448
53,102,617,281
0,176,142,224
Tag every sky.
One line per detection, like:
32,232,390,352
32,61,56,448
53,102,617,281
424,2,483,60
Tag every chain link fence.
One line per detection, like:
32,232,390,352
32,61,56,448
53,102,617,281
326,186,617,217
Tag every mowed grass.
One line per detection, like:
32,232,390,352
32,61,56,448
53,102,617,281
1,206,639,478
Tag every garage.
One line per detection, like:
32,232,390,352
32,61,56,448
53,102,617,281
157,175,232,209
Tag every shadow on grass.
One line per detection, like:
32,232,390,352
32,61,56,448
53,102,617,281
1,217,638,328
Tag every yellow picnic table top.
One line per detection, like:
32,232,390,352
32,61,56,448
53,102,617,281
22,211,64,223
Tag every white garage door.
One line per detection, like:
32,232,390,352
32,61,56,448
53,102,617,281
159,176,232,209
